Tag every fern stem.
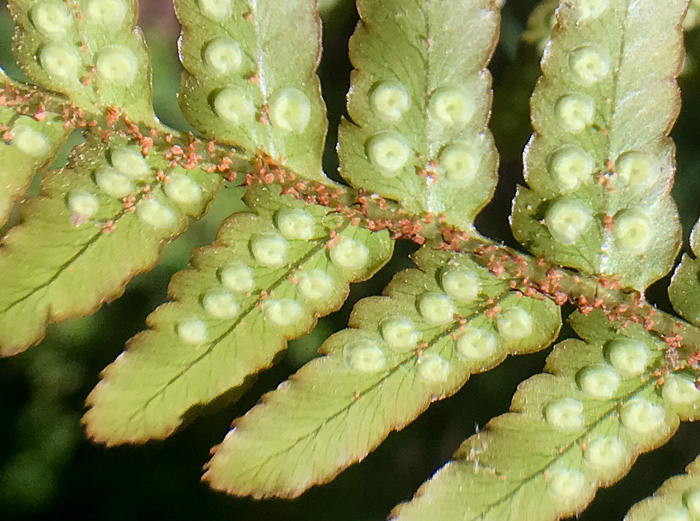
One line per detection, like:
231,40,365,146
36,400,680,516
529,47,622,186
4,80,695,378
247,156,699,377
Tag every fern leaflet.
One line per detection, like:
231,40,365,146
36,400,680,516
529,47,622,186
511,0,685,290
83,184,392,443
669,218,700,326
0,71,72,228
624,454,700,520
392,310,699,521
9,0,155,122
338,0,500,230
177,0,328,181
202,245,561,498
0,126,233,356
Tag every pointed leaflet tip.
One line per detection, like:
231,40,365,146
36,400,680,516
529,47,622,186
83,186,393,445
201,246,560,499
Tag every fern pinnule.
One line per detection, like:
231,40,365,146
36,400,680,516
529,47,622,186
624,453,700,520
83,184,392,444
338,0,500,231
201,245,561,498
176,0,328,181
392,309,699,521
670,218,700,327
9,0,155,121
0,127,223,357
512,0,685,290
0,71,71,228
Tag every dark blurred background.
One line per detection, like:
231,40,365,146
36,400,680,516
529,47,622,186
0,1,699,520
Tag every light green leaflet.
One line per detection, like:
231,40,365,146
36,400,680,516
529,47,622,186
176,0,328,181
526,0,700,63
83,185,392,444
522,0,558,52
0,130,223,356
624,454,700,521
511,0,685,290
392,310,699,521
202,246,561,498
337,0,499,231
0,70,71,228
686,0,700,30
669,219,700,326
9,0,155,122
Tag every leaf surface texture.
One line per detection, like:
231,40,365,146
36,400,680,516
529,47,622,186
624,454,700,520
511,0,685,290
0,72,71,228
9,0,155,122
84,185,393,443
391,310,699,521
177,0,328,181
0,130,224,356
203,246,561,498
669,219,700,326
338,0,500,230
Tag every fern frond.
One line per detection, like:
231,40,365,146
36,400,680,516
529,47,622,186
511,0,685,290
201,245,561,498
82,184,392,444
0,127,230,356
176,0,328,181
391,309,699,521
669,218,700,326
8,0,154,122
0,71,72,227
337,0,500,230
624,454,700,520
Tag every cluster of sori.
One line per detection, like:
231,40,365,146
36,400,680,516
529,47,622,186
185,0,312,133
332,0,501,229
5,116,53,159
1,84,70,223
534,335,699,513
2,107,65,222
66,144,204,228
342,259,541,387
171,201,379,347
519,0,676,274
24,0,142,90
363,79,483,188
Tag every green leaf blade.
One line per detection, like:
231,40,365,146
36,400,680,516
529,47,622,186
0,131,223,356
624,454,700,520
202,246,561,498
83,185,393,444
391,310,699,521
338,0,500,230
511,0,685,290
0,73,72,228
669,220,700,326
523,0,558,52
9,0,155,122
176,0,328,181
669,255,700,327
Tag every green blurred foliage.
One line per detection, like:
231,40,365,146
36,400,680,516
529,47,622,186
0,1,698,520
